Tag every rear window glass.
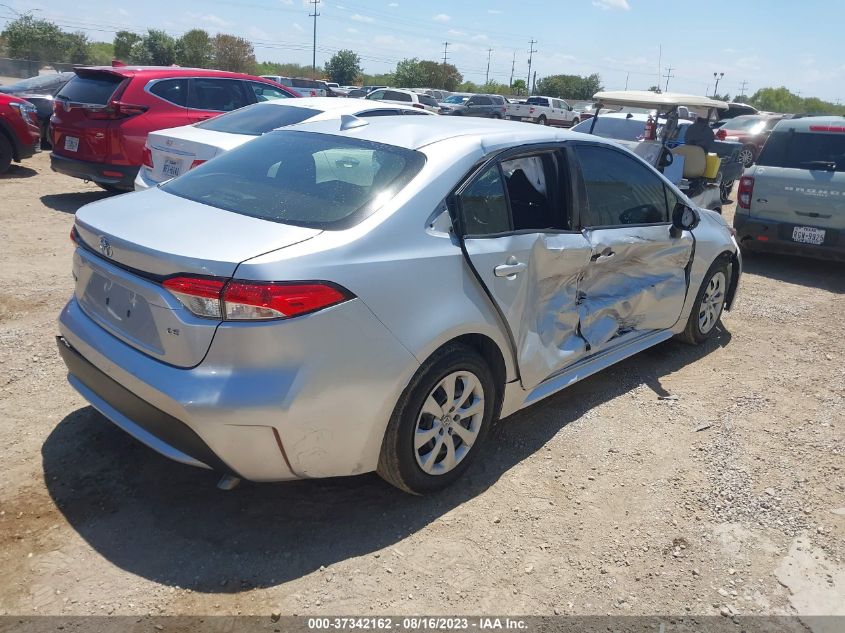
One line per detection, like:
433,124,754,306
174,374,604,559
57,73,122,104
757,130,845,172
292,78,320,89
150,79,188,106
195,103,319,135
527,97,549,106
162,131,426,229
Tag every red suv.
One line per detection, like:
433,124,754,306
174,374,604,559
50,65,298,190
0,93,40,173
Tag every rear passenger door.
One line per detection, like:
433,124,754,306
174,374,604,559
458,147,594,389
186,77,250,123
572,143,693,351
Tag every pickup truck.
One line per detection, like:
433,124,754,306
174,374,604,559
506,96,580,127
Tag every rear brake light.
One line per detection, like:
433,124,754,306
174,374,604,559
70,227,77,244
809,125,845,133
412,103,424,109
84,100,147,120
142,146,153,169
162,277,352,320
738,176,754,210
715,129,727,140
189,159,206,170
529,107,535,114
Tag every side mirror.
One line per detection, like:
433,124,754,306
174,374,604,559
672,202,700,233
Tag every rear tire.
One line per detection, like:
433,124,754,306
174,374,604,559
571,117,580,126
739,145,755,168
377,344,496,494
678,258,730,345
537,115,547,126
0,133,12,174
96,183,126,193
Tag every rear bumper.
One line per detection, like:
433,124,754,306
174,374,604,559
133,166,156,191
50,153,138,190
734,213,845,261
57,294,419,482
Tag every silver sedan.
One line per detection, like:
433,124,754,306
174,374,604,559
58,116,741,494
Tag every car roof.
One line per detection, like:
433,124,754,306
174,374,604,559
772,115,845,133
282,115,617,151
597,112,691,125
73,66,268,80
594,90,729,110
267,96,427,115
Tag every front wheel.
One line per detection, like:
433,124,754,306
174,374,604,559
378,344,496,494
0,133,12,174
678,259,729,345
571,117,580,126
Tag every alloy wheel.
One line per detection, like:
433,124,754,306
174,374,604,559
414,371,485,476
698,271,726,334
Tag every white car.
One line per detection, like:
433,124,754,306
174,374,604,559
507,96,580,127
135,97,435,190
365,88,440,113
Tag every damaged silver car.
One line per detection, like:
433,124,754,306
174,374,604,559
58,116,741,495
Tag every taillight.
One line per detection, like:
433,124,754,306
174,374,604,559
412,103,424,109
738,176,754,210
142,146,153,169
809,125,845,133
715,129,727,140
70,227,77,245
162,277,352,320
190,159,206,170
84,100,147,120
529,107,535,114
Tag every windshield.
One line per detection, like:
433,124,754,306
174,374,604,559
572,117,648,141
1,73,71,92
162,131,426,229
443,95,469,104
722,116,770,134
195,103,320,135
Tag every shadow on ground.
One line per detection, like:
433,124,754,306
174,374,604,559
40,190,118,214
43,327,731,592
0,164,38,180
743,251,845,294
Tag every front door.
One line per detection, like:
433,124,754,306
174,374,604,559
186,77,251,124
572,143,694,350
459,149,594,389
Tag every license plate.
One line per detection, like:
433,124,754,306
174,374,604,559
64,136,79,152
792,226,825,245
162,158,182,178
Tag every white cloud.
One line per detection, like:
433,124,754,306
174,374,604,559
351,13,375,23
388,2,399,6
447,29,466,37
346,27,359,33
279,0,293,5
592,0,630,10
293,22,304,31
471,34,489,42
433,13,451,22
201,13,228,27
249,26,270,40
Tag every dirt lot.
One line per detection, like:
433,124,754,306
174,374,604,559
0,152,842,621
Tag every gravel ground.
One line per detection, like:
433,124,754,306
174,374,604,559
0,152,842,622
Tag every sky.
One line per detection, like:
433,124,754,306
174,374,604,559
2,0,844,102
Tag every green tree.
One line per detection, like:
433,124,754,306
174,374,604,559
417,60,462,91
113,31,141,62
393,58,427,88
256,61,317,78
360,72,394,86
63,31,91,64
535,73,603,100
131,30,177,65
88,42,115,65
176,29,213,68
324,49,362,85
647,85,661,93
213,34,256,73
511,79,526,95
748,87,801,114
1,15,67,63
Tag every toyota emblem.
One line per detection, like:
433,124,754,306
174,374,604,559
98,236,113,258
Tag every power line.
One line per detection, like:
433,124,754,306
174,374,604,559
526,39,536,95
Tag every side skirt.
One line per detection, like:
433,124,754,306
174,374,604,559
499,329,674,418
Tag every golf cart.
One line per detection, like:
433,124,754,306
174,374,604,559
585,91,743,213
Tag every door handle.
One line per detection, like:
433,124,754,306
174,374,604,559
494,257,528,278
590,249,615,262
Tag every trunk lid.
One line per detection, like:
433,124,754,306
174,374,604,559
143,125,246,185
73,187,321,367
51,68,127,163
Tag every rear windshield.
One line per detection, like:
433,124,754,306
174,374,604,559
1,72,72,93
757,130,845,172
57,73,123,104
722,116,770,133
195,103,320,135
526,97,549,106
292,78,320,89
162,131,426,229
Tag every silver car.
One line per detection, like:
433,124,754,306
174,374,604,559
58,117,742,494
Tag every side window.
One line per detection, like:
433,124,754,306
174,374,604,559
189,78,249,112
419,95,438,108
576,145,670,227
385,90,412,102
247,82,292,102
501,154,563,231
368,90,386,100
476,96,492,106
466,97,477,106
460,166,510,235
358,109,401,117
149,79,189,107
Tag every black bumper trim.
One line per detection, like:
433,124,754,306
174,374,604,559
56,336,238,476
50,153,137,189
734,214,845,261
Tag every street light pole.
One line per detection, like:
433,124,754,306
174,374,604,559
712,72,724,98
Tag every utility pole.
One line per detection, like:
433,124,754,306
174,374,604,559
309,0,320,75
738,79,748,99
441,42,449,88
532,70,537,95
485,48,493,85
509,50,516,89
712,71,724,98
526,39,536,96
663,66,674,92
624,72,629,90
